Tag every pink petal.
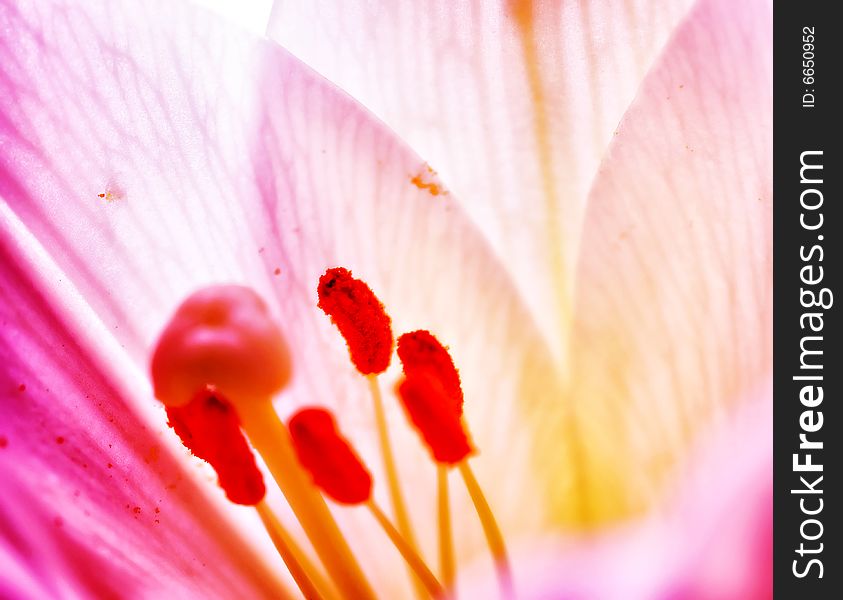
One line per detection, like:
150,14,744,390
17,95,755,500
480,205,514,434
538,0,772,523
267,0,696,354
0,211,288,597
1,0,560,595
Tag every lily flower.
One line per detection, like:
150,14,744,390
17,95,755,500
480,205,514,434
0,0,770,598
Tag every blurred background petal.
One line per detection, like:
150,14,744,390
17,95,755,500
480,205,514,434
190,0,273,33
539,0,772,525
457,386,771,599
267,0,696,357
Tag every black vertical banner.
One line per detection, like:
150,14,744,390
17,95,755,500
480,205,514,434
774,2,841,598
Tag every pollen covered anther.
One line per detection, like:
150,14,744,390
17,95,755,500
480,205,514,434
166,388,265,505
317,267,393,375
397,372,474,465
397,330,463,416
288,407,373,505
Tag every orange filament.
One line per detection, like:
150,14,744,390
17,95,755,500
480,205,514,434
459,462,513,599
288,408,373,505
317,267,393,375
368,375,426,600
165,388,265,505
289,406,444,598
437,466,456,591
397,330,463,415
237,402,376,599
367,501,446,599
255,501,336,600
396,373,473,465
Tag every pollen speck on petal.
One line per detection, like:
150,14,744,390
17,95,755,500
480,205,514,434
410,164,446,197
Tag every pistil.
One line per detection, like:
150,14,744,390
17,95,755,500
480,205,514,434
238,401,375,599
150,286,373,600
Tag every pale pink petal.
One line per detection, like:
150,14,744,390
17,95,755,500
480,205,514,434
1,0,560,595
534,0,772,523
267,0,695,355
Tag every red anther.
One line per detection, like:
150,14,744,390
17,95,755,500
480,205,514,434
288,408,373,505
396,373,473,465
317,267,393,375
166,388,265,506
397,330,463,416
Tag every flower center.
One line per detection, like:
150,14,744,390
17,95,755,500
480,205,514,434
150,271,511,599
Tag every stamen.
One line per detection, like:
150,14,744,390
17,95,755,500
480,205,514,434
235,401,376,600
368,500,446,600
458,462,513,599
255,500,335,600
317,268,422,595
397,331,463,416
288,408,373,505
317,267,393,375
437,466,456,592
396,373,473,465
368,374,426,600
151,286,374,600
164,389,332,599
396,330,511,598
289,407,445,599
165,388,265,505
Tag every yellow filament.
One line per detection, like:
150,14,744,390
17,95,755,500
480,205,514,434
437,466,456,592
255,501,334,600
238,401,375,600
367,501,446,599
458,462,513,599
367,374,426,599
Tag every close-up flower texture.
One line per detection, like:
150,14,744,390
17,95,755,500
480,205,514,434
0,0,771,598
